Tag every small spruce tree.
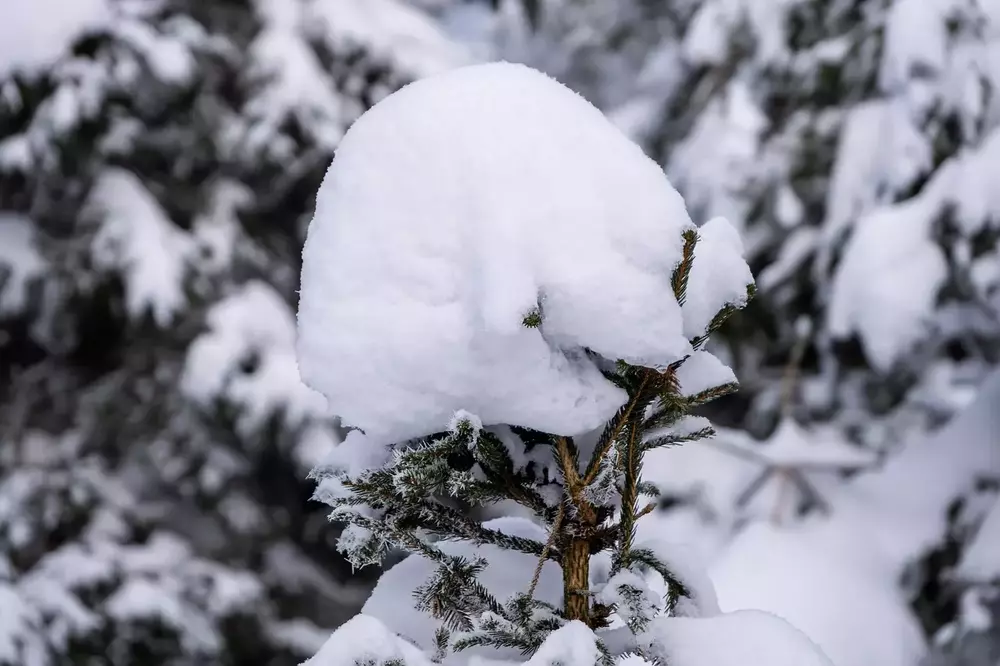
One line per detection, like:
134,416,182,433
310,229,754,663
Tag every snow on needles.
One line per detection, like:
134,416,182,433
359,517,563,662
87,169,194,327
298,62,754,445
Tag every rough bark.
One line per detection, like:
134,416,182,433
562,534,591,624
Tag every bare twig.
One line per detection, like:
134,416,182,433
526,500,565,600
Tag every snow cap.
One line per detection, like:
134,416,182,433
298,61,750,444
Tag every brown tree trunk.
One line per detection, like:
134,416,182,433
554,435,598,627
562,535,591,624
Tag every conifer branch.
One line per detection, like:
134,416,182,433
583,370,653,486
626,547,691,615
413,552,506,630
690,283,756,349
473,431,551,516
636,501,656,519
671,229,699,305
643,425,716,451
684,381,740,408
616,415,643,571
526,499,565,600
342,492,551,561
451,595,564,656
554,436,582,490
410,500,551,558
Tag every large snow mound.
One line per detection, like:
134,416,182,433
298,61,752,444
711,522,925,666
303,614,434,666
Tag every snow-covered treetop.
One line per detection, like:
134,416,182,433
298,62,753,446
295,61,840,666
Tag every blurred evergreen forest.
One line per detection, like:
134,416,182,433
0,1,998,665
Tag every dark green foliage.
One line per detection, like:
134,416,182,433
522,306,543,328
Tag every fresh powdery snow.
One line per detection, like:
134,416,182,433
297,61,753,446
302,614,435,666
638,611,835,666
675,350,736,397
518,622,602,666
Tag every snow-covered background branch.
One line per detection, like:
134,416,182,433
1,1,998,665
